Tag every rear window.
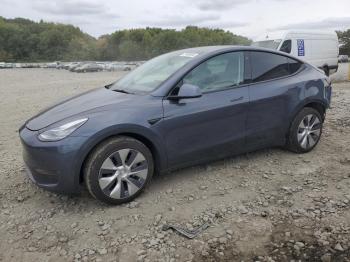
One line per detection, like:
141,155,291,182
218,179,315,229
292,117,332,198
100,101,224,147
251,52,289,82
250,52,303,83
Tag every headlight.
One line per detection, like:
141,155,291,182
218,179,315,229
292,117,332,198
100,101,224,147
38,118,88,141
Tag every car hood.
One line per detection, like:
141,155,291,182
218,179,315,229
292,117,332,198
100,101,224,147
26,87,132,131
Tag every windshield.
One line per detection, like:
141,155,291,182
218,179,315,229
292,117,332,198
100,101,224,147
252,39,282,50
110,50,198,93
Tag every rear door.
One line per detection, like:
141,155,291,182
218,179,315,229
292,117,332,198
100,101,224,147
159,51,250,168
246,51,303,148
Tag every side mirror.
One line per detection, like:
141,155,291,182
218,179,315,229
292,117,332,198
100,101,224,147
168,83,202,100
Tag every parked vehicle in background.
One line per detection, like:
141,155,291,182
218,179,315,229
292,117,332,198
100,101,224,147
96,62,108,71
252,30,339,76
20,46,332,204
338,55,349,63
3,63,14,69
22,63,39,68
0,61,143,72
105,62,134,72
105,62,126,72
21,63,28,68
45,62,58,68
56,62,68,69
72,63,104,73
69,62,85,72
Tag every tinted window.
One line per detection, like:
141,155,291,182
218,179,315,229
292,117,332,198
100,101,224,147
183,52,244,92
251,52,289,82
280,40,292,53
288,58,302,74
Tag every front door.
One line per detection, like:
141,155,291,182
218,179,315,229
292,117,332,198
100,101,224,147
159,51,250,169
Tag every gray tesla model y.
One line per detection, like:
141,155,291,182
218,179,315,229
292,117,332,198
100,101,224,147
20,46,332,204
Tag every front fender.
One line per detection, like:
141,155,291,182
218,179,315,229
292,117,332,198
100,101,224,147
72,123,168,187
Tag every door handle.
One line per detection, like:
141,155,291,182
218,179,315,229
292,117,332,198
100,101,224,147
230,96,244,103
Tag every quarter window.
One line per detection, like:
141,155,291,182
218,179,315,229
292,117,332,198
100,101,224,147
251,52,289,82
288,58,302,74
183,52,245,92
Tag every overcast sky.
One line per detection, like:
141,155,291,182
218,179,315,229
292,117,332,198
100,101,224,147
1,0,350,39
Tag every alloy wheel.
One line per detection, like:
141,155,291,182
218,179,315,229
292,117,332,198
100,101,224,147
297,114,321,150
98,148,148,199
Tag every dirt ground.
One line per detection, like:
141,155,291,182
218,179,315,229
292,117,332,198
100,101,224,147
0,69,349,262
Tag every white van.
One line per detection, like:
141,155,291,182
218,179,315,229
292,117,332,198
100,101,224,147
252,30,339,76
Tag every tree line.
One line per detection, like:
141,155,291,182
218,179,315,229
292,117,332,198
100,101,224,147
97,27,251,61
338,29,350,57
0,17,251,62
0,17,97,62
1,16,350,62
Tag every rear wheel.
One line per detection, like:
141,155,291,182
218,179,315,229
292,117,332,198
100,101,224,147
84,136,154,205
287,107,323,153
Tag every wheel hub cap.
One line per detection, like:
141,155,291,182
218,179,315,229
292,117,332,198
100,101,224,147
297,114,321,150
98,148,148,199
119,166,130,178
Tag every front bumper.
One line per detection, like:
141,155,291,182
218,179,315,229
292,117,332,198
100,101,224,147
19,127,89,194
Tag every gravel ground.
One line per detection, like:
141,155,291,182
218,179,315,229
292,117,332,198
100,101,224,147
0,69,349,262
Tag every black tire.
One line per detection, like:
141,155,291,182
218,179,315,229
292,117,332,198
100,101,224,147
287,107,323,153
84,136,154,205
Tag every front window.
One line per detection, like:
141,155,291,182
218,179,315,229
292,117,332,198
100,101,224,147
252,39,282,50
110,51,198,93
280,40,292,54
182,52,245,92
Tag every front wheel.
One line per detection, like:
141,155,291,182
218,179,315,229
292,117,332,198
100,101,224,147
84,136,154,205
287,107,323,153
